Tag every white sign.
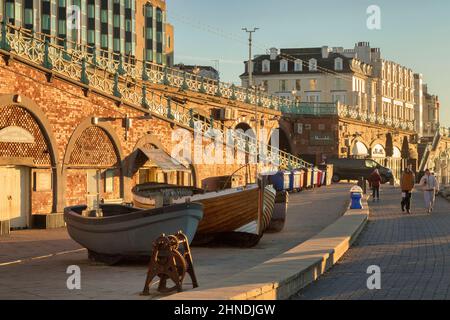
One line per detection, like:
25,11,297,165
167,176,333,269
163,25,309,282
0,126,35,143
372,144,386,157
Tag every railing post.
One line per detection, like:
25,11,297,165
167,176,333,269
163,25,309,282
198,76,206,93
167,97,174,119
210,115,214,129
141,85,149,108
80,58,89,85
162,66,170,86
215,81,222,97
141,60,149,81
42,40,53,70
189,108,195,128
245,88,250,104
63,39,71,61
113,72,122,98
0,16,11,52
230,84,237,100
92,47,98,67
117,54,126,75
181,71,189,91
29,28,35,45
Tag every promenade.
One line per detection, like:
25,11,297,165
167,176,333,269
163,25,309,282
295,185,450,300
0,184,350,300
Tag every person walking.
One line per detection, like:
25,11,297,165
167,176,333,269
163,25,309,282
419,169,439,213
400,166,415,214
369,169,382,202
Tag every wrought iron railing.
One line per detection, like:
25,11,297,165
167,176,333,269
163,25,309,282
6,25,292,111
0,22,311,170
281,102,415,131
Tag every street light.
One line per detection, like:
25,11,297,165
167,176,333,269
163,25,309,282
291,89,300,110
242,27,259,89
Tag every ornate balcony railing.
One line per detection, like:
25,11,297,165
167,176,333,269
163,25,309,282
4,25,292,112
0,22,311,170
281,102,415,131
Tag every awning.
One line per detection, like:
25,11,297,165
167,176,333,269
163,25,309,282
138,147,191,173
401,136,410,159
385,133,394,157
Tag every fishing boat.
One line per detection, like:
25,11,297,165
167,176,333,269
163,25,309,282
174,182,276,247
132,182,204,209
64,202,203,265
266,191,289,233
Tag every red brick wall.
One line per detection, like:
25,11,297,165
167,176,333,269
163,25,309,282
65,170,87,207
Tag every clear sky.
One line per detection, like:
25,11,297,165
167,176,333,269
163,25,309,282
168,0,450,126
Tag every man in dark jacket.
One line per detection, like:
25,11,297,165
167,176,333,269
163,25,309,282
369,169,382,202
400,166,415,214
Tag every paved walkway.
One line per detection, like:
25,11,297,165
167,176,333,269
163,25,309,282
0,184,350,300
294,185,450,300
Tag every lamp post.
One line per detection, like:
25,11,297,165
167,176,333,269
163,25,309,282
242,27,259,89
291,89,300,112
251,82,265,182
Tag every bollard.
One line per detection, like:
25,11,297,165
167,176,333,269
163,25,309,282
350,186,364,210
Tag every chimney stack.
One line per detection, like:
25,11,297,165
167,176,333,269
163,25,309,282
321,46,330,59
269,48,278,60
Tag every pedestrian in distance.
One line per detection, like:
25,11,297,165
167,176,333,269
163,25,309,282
400,165,415,214
419,169,439,214
368,169,382,202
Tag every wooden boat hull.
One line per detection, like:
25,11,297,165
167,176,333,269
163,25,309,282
261,185,276,233
191,186,260,247
176,184,276,247
64,203,203,263
266,191,289,233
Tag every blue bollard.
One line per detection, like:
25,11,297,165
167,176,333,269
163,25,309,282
350,186,364,210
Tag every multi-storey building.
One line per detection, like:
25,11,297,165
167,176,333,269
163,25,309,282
241,42,416,126
0,0,174,65
422,84,440,137
240,46,373,111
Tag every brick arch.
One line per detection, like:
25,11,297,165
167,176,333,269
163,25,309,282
350,139,370,157
0,94,62,212
63,119,124,166
369,139,386,150
233,116,255,134
276,122,295,154
62,118,125,200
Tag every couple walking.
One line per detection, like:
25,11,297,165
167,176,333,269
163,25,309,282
369,166,439,214
399,167,439,214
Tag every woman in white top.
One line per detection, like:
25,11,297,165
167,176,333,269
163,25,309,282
419,169,439,213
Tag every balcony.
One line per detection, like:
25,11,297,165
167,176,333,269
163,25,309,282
281,102,415,131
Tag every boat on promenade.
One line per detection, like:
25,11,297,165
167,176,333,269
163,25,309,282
64,202,203,264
